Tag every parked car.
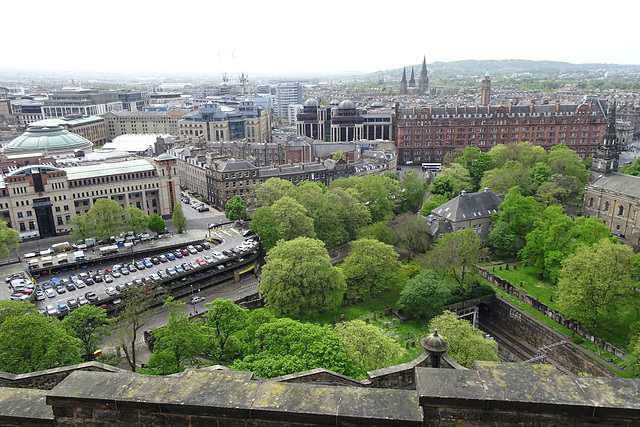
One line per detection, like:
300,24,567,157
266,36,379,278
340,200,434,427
111,270,121,278
157,270,167,279
174,265,184,274
135,261,146,270
45,305,58,316
180,248,190,256
115,283,127,292
159,255,168,263
202,242,211,250
5,273,26,283
174,251,183,259
196,257,207,266
197,205,209,212
203,255,215,264
85,292,98,302
166,267,177,277
45,288,56,298
151,257,160,265
105,287,117,296
77,296,89,306
93,275,103,283
104,274,114,283
35,290,46,301
143,258,153,268
190,296,205,304
182,262,192,271
67,299,79,310
65,282,76,291
84,277,95,286
128,264,137,273
56,286,67,295
187,245,197,255
195,244,204,252
74,279,86,289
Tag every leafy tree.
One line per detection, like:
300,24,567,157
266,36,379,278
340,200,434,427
535,174,581,206
341,238,402,299
398,270,450,320
0,221,19,258
453,148,491,191
172,202,187,234
429,175,459,200
87,198,125,241
332,151,347,162
124,206,149,235
480,160,535,196
329,187,371,240
424,229,487,287
531,162,552,186
289,183,347,248
145,298,206,375
148,213,166,235
387,213,432,255
493,186,543,238
398,169,426,213
69,214,93,242
557,239,634,328
61,305,115,361
382,171,400,181
420,194,449,216
357,221,396,245
334,320,405,373
249,206,278,251
0,313,81,374
547,143,589,185
232,318,357,378
331,175,400,223
114,284,157,372
0,301,37,325
438,163,473,194
429,310,499,369
487,141,546,169
225,195,247,221
486,221,521,259
254,177,294,207
270,196,315,241
204,298,248,360
259,237,346,316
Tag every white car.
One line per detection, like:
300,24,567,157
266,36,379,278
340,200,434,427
105,287,117,296
45,305,58,316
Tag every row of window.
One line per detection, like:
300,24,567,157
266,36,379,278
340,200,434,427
69,171,158,188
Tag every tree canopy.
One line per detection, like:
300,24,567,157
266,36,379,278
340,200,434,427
148,213,166,235
70,198,125,242
398,269,451,320
423,229,487,287
124,206,149,235
259,237,346,316
0,221,19,258
172,202,187,234
225,195,247,221
61,305,115,360
341,238,402,299
204,298,248,360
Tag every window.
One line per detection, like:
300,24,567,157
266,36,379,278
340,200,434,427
17,212,23,218
604,201,610,212
29,221,35,230
57,217,63,226
589,198,593,208
618,205,624,216
26,211,32,217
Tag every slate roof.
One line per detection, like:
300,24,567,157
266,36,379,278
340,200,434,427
588,172,640,199
432,190,504,222
215,158,257,172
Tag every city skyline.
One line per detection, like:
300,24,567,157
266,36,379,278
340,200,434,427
4,0,640,77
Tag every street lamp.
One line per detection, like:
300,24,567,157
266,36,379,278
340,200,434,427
190,284,195,315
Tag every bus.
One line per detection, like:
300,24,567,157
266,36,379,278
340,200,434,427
421,163,442,172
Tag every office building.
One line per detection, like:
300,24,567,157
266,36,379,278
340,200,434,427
42,88,123,119
275,82,302,119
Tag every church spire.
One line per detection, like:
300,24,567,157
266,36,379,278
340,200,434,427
409,67,416,87
419,56,429,94
590,100,619,182
400,67,407,94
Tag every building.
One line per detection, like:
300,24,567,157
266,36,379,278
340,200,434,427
29,116,107,145
481,70,491,106
395,96,608,165
275,82,302,119
179,100,271,143
206,158,354,209
583,102,640,243
400,58,429,95
9,99,43,127
617,102,640,138
296,99,394,143
42,88,123,118
102,109,187,141
2,123,93,156
117,90,150,111
287,103,303,126
426,188,504,241
0,157,176,239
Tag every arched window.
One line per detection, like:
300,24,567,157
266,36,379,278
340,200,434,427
604,201,610,212
619,205,624,216
589,198,594,208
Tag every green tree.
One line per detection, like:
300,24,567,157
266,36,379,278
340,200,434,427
420,194,449,216
487,141,546,169
87,198,126,241
398,169,426,213
494,186,543,238
0,221,19,258
547,143,589,184
270,196,315,241
334,320,405,373
0,301,37,325
69,214,93,242
424,229,487,287
387,213,432,255
249,206,278,251
0,314,81,374
429,175,459,199
398,270,451,320
289,183,347,248
204,298,248,360
486,221,521,259
145,298,206,375
232,318,356,378
480,160,534,196
341,238,402,299
438,163,473,194
331,175,400,223
225,195,247,221
259,237,346,316
254,177,295,207
332,151,347,161
429,310,499,369
114,284,156,372
357,220,396,245
557,239,634,328
453,148,491,191
148,213,166,235
330,187,371,240
124,206,149,235
535,174,581,206
172,202,187,234
61,305,115,361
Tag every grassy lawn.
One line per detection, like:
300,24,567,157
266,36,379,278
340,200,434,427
492,263,560,310
299,287,431,364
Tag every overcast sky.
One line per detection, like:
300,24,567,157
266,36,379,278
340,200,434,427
4,0,639,78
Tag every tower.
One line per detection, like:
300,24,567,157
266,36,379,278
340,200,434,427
409,66,416,88
419,56,429,94
481,70,491,106
590,101,619,183
400,67,407,95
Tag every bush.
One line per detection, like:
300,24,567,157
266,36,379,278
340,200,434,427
572,335,585,345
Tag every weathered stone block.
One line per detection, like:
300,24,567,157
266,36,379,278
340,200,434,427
52,406,74,418
118,410,138,422
76,407,92,418
92,409,117,422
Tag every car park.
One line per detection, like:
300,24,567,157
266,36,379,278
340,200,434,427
85,292,98,302
77,296,89,306
45,305,58,316
190,296,205,304
105,287,117,296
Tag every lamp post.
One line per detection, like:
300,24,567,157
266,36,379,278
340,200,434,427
190,284,195,315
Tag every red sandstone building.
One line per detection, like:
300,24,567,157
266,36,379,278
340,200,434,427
395,96,608,164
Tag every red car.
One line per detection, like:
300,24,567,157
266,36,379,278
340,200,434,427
180,248,190,256
196,257,207,266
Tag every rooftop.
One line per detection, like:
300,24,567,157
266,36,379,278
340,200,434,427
64,159,155,180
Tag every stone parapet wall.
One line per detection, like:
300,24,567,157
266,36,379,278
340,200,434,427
480,266,627,360
0,362,126,390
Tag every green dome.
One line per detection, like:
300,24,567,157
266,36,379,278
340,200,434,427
3,125,93,155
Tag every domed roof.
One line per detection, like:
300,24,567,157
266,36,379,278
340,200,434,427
330,100,340,105
421,329,450,353
338,100,355,110
303,98,319,107
3,125,93,155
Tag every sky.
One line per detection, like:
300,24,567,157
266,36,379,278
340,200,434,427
3,0,639,78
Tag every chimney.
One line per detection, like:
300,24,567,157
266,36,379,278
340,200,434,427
484,187,489,193
556,100,560,113
509,102,513,114
530,101,534,114
461,190,466,197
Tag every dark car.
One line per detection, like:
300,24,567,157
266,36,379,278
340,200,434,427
85,291,98,302
202,242,211,250
67,299,79,310
84,277,95,286
65,282,76,291
195,244,204,252
93,275,103,283
174,251,183,259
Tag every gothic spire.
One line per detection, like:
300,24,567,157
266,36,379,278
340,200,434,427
409,67,416,87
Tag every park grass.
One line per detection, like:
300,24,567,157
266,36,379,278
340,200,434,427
491,262,640,352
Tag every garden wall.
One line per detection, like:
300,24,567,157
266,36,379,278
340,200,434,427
480,265,627,360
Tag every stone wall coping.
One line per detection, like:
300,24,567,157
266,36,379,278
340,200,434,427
416,362,640,420
367,351,429,379
270,368,368,387
0,386,53,424
0,361,127,382
47,368,424,425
